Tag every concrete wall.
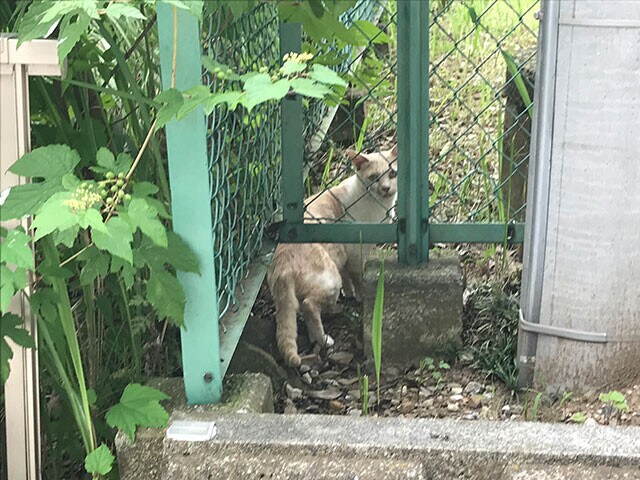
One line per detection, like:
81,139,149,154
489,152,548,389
533,0,640,392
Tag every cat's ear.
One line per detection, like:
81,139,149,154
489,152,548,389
390,144,398,159
346,149,369,170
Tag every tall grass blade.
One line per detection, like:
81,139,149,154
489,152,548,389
371,259,384,409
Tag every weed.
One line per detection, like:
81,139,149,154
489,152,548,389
599,391,629,413
569,412,587,424
419,357,451,384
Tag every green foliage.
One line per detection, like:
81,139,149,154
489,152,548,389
106,383,170,441
419,357,450,384
1,313,36,384
84,444,115,476
599,391,628,413
569,411,587,424
371,260,384,410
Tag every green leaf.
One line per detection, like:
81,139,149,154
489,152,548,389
280,59,307,76
176,85,210,120
110,255,136,289
243,74,290,111
371,260,384,397
502,50,533,120
96,147,115,170
162,0,203,20
31,193,77,241
79,248,110,286
84,444,115,476
310,64,347,87
0,182,65,221
54,225,80,248
105,3,146,20
570,412,586,424
57,12,91,63
146,269,186,325
92,217,134,264
1,313,35,384
290,78,331,99
203,91,245,114
132,182,159,197
155,88,184,128
0,266,27,312
105,383,169,441
9,145,80,180
16,1,61,46
201,57,240,81
351,20,390,44
0,228,33,269
126,198,167,247
165,232,200,273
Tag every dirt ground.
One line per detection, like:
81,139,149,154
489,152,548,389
266,291,640,428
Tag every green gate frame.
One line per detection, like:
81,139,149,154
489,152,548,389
157,1,525,405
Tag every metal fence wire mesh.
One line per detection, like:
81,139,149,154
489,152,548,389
199,0,538,319
303,0,538,225
202,3,281,319
429,0,538,223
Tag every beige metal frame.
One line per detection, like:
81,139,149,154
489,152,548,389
1,34,61,480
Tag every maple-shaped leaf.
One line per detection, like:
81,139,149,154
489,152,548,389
105,383,169,441
84,444,115,476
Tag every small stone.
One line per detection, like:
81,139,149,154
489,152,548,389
308,387,341,400
310,369,319,378
468,395,483,409
338,377,359,386
283,399,297,415
501,404,511,413
422,398,434,408
510,404,524,416
450,386,463,395
463,412,479,420
302,372,313,384
447,382,462,390
323,378,340,388
299,364,311,374
584,418,598,427
344,393,355,403
322,370,341,379
449,394,464,402
401,385,408,397
348,408,362,416
464,381,483,395
329,351,354,365
483,391,494,401
419,388,433,402
447,403,460,412
400,398,415,413
329,399,344,412
285,383,303,400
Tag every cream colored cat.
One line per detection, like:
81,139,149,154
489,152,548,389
267,145,398,366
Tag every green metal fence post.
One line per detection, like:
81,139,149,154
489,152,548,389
397,0,430,265
157,3,222,404
279,23,305,242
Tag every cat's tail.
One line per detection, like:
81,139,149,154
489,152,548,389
271,275,301,367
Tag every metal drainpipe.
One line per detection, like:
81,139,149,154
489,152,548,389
517,0,561,388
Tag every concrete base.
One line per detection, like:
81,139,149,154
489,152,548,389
161,413,640,479
362,250,464,365
115,373,273,480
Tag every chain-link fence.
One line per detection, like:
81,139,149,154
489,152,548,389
199,0,538,318
202,3,281,319
300,0,538,228
429,0,538,224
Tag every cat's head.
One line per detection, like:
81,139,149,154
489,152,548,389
346,145,398,200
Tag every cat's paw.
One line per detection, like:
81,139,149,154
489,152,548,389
284,352,302,367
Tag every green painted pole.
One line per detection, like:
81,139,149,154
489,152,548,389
279,23,305,234
157,2,222,404
397,0,430,265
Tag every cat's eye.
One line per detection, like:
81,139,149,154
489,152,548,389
368,174,378,182
389,169,397,179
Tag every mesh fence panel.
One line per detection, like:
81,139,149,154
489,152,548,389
429,0,539,223
302,0,538,226
202,4,281,319
199,0,538,318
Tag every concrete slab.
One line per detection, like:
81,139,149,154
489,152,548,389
115,373,273,480
162,414,640,479
362,250,464,365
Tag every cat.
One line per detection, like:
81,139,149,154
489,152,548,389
267,145,398,367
